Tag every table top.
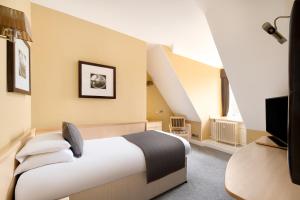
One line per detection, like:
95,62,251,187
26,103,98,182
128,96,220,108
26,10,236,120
225,137,300,200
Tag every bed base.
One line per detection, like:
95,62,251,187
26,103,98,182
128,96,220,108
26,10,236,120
70,161,187,200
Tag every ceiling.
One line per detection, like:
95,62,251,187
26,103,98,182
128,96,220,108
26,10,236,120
31,0,223,67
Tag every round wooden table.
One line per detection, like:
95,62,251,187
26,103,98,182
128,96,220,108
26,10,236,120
225,137,300,200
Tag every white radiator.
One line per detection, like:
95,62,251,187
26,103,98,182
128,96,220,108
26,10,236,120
211,119,240,146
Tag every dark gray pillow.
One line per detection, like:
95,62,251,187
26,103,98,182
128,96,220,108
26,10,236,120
62,122,83,158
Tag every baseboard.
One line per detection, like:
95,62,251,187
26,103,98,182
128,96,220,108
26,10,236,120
190,139,241,155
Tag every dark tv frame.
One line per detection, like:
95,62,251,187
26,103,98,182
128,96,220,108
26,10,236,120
288,0,300,185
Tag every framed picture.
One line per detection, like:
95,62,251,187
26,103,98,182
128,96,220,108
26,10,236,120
7,39,31,95
79,61,116,99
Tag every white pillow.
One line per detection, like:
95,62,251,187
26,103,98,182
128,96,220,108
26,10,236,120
14,149,74,176
16,133,71,163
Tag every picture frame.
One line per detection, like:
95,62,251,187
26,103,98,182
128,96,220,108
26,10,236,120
79,61,116,99
7,39,31,95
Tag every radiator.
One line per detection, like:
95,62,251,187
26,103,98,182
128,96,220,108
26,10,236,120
211,119,240,146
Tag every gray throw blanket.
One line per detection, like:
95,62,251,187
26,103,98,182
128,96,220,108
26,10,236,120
123,131,185,183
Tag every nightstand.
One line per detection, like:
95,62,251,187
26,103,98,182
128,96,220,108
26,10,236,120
146,121,162,131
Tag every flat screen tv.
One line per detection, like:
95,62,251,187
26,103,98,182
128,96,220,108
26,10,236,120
289,0,300,185
265,96,288,147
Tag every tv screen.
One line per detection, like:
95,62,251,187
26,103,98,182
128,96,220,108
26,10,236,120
265,96,288,144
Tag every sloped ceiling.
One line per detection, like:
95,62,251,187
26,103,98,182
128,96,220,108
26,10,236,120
195,0,292,130
147,45,201,122
31,0,222,67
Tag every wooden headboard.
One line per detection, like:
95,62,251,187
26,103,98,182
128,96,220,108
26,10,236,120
0,129,35,200
0,121,146,200
37,121,147,139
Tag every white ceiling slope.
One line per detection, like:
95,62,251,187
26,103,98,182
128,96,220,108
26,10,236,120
147,45,201,122
195,0,292,130
31,0,223,67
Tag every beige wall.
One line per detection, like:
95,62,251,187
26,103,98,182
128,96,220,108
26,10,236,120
189,121,202,138
0,0,31,149
147,74,173,131
164,48,222,140
31,4,147,129
247,129,270,144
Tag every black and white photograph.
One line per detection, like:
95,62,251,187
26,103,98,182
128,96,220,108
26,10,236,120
18,49,27,79
90,73,106,89
7,39,31,95
79,61,116,98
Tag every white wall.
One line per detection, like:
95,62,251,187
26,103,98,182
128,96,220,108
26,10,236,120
196,0,293,130
147,45,201,121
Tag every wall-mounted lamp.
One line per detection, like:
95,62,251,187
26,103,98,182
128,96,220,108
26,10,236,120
262,16,290,44
0,5,32,42
147,80,154,87
155,110,164,114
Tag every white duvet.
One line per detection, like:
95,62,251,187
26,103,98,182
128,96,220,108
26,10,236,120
15,132,191,200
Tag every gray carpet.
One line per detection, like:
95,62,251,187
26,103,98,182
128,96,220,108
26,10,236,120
154,144,233,200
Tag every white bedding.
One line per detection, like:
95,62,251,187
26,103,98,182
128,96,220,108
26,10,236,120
15,132,191,200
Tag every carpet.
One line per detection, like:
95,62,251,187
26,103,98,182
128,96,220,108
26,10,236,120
154,144,233,200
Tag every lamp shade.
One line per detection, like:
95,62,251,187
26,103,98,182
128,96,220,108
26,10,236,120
0,5,32,42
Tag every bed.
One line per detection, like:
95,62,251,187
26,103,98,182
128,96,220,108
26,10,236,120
0,122,190,200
